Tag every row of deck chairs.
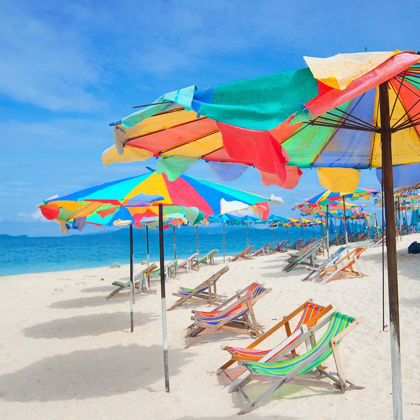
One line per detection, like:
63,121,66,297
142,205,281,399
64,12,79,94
106,249,219,299
165,258,365,413
175,279,364,414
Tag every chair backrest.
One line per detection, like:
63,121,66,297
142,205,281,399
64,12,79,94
292,302,327,333
247,312,356,376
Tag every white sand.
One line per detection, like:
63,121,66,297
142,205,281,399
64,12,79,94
1,235,420,419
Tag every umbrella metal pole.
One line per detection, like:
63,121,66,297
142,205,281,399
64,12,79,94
300,226,304,239
246,224,249,247
223,222,226,263
159,204,170,393
326,205,330,257
272,227,275,244
196,225,199,269
129,225,134,333
380,81,402,420
172,225,176,260
285,226,289,242
146,225,150,268
343,196,349,252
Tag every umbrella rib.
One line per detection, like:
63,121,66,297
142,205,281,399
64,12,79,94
390,77,420,130
325,93,378,130
389,71,407,122
326,110,377,130
310,119,377,132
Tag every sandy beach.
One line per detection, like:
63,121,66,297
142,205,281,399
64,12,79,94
1,235,419,419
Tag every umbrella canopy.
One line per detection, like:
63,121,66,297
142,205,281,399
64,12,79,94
103,51,420,190
305,188,380,206
39,170,278,230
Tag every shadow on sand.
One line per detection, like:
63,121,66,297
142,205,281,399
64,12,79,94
23,311,157,339
80,285,115,293
0,344,192,402
48,292,151,309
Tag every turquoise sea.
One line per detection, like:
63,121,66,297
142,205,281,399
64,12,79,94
0,225,322,277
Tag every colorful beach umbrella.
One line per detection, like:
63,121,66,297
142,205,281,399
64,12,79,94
102,51,420,417
39,170,278,394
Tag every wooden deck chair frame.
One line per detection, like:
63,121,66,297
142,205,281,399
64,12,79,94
288,238,305,250
107,263,158,299
168,266,229,311
152,258,179,280
195,249,218,266
185,284,272,348
176,252,199,273
233,313,365,415
215,300,333,381
252,243,272,257
229,245,254,262
283,240,324,273
317,247,367,284
302,247,346,282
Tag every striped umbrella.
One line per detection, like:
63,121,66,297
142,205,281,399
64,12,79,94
102,51,420,414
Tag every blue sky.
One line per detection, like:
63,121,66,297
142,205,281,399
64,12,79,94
1,0,417,236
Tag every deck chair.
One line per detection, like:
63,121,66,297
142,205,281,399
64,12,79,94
252,243,272,257
302,247,346,281
185,282,272,348
273,240,289,252
194,249,218,267
216,300,333,385
282,240,324,273
316,247,367,284
229,245,254,262
176,252,199,273
168,266,229,311
107,263,158,299
288,238,305,250
232,311,365,414
151,258,179,279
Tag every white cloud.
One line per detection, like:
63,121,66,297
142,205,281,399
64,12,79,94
15,209,47,223
0,2,105,112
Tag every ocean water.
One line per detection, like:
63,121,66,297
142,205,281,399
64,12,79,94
0,225,322,277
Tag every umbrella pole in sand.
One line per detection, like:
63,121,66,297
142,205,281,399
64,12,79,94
129,224,134,333
223,222,226,263
159,204,170,393
196,225,199,269
146,225,150,268
326,205,330,258
380,82,402,419
246,223,249,247
342,196,349,251
172,225,176,260
285,226,289,242
272,226,275,243
300,225,304,239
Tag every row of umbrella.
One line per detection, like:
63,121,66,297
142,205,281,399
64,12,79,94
45,50,420,417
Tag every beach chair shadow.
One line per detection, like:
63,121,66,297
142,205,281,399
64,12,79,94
0,344,193,402
23,311,157,339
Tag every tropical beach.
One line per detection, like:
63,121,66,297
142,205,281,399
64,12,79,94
1,234,420,419
2,2,420,420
